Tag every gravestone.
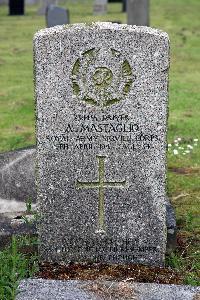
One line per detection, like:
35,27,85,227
127,0,149,26
26,0,39,5
34,22,170,266
46,5,69,28
9,0,24,15
0,0,8,5
93,0,107,15
122,0,126,12
38,0,56,15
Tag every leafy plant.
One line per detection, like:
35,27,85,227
0,236,39,300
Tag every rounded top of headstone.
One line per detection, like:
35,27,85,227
33,22,169,42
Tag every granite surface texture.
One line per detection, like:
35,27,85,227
34,23,170,266
17,279,200,300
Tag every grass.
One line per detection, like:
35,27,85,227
0,0,199,293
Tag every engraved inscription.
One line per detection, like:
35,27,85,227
76,156,126,232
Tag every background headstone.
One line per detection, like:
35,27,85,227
127,0,149,26
46,5,69,28
34,23,169,266
9,0,24,15
122,0,126,12
0,0,8,5
38,0,56,15
26,0,39,5
93,0,107,15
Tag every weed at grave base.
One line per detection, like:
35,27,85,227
0,235,39,300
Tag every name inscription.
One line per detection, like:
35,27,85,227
43,113,160,152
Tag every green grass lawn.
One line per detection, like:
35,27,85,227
0,0,199,287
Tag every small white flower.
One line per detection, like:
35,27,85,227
185,150,190,153
194,143,198,146
187,145,193,149
173,149,178,155
174,139,178,143
177,137,182,141
194,138,198,142
175,143,179,147
168,144,172,147
178,147,184,150
183,153,186,155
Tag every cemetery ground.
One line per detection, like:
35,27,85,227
0,0,199,298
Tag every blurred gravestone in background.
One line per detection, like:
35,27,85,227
9,0,24,15
122,0,126,12
0,0,8,4
38,0,57,15
26,0,39,4
127,0,149,26
93,0,107,15
46,5,69,28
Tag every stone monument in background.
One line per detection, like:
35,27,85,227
127,0,149,26
34,22,169,266
38,0,57,15
93,0,107,15
46,5,69,28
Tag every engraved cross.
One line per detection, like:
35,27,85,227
76,156,126,232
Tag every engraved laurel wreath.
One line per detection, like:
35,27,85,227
71,48,135,108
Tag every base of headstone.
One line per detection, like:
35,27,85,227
16,279,200,300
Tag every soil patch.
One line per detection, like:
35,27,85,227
36,262,184,285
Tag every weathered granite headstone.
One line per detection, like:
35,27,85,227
127,0,149,26
46,5,69,28
34,23,170,266
93,0,107,15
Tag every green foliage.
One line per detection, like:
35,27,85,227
0,199,39,299
166,252,185,271
166,249,200,286
0,236,39,300
184,274,200,287
185,211,195,231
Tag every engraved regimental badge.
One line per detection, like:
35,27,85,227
71,48,135,108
